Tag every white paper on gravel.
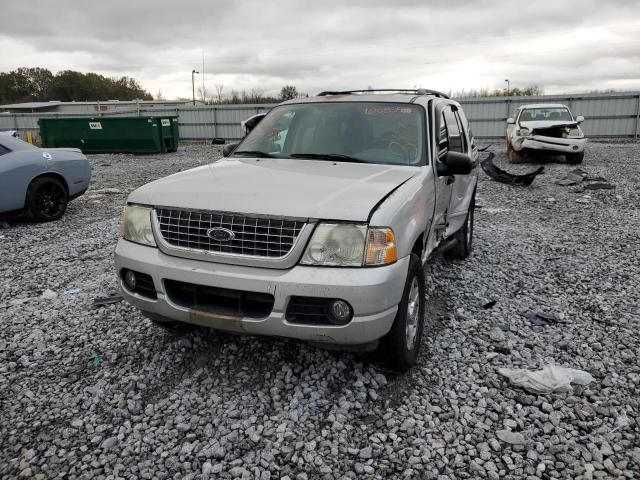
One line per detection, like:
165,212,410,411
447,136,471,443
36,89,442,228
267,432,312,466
498,365,595,394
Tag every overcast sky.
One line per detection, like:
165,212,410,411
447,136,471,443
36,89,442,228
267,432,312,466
1,0,639,99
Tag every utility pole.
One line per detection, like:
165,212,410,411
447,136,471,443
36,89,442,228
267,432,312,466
202,50,205,103
192,69,199,106
505,78,510,96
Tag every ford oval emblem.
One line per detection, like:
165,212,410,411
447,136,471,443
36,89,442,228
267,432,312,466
206,227,235,242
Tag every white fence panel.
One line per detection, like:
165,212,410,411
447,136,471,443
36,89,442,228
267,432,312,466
2,93,639,141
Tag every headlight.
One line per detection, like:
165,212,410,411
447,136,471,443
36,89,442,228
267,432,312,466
121,205,156,247
300,223,396,267
516,128,530,136
563,127,581,138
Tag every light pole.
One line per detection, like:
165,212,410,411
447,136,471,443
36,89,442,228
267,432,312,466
505,78,510,96
192,69,199,105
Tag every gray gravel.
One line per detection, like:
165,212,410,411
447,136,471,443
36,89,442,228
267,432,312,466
1,141,639,479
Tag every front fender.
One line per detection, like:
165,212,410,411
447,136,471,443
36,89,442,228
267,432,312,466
369,171,434,260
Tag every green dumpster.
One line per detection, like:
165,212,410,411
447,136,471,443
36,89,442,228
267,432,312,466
39,116,180,154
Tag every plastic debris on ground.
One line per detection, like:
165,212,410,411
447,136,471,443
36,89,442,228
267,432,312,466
67,287,81,295
481,152,544,186
557,168,615,190
483,300,497,309
498,365,595,394
584,182,615,190
526,311,565,326
557,172,586,186
89,354,102,367
92,294,124,308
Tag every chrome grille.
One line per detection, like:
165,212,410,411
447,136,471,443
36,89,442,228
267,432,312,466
155,208,305,258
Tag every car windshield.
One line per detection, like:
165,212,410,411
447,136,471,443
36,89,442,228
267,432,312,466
519,108,573,122
0,135,38,151
233,102,426,166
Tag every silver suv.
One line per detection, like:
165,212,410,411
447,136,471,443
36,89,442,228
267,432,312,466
115,89,478,371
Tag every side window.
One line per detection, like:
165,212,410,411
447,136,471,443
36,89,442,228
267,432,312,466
0,144,10,156
438,113,448,158
442,107,464,153
453,110,468,152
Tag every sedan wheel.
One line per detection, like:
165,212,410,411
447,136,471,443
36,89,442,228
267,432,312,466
27,177,68,221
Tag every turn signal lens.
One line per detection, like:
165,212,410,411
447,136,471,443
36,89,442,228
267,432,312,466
365,228,397,266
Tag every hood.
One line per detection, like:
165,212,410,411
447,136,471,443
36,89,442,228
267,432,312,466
128,158,418,221
519,120,578,130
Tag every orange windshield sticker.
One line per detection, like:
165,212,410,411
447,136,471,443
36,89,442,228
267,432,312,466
363,106,414,115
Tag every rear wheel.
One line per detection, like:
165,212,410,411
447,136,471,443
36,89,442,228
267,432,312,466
445,190,475,259
377,254,426,372
26,177,68,221
566,152,584,164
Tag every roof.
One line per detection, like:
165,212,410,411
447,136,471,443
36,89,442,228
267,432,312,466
518,103,569,109
284,91,451,106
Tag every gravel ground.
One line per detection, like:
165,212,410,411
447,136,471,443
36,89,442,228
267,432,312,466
1,141,639,479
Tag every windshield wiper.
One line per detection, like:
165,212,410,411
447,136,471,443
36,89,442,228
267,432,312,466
289,153,367,163
232,150,275,158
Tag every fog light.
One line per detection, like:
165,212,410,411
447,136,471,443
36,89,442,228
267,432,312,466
124,270,137,290
329,300,353,325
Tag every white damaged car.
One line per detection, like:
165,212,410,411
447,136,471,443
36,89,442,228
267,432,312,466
506,104,586,164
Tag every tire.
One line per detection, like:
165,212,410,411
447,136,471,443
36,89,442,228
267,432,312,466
507,145,526,163
377,254,426,372
566,152,584,165
151,319,196,332
26,177,68,221
445,190,475,259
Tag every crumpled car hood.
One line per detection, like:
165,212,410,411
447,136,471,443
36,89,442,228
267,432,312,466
519,120,579,130
128,157,418,221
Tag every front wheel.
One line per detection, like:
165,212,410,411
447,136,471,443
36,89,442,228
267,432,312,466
26,177,68,221
507,144,526,163
566,152,584,164
377,254,426,372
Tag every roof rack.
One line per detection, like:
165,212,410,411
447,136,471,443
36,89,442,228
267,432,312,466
317,89,450,99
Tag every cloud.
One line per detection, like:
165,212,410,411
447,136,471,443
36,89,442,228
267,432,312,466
1,0,639,98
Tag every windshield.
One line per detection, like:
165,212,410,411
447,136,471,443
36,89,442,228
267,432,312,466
0,135,37,151
519,107,573,122
234,102,426,166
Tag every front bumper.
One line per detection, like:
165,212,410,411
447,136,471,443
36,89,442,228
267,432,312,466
114,239,409,345
516,135,587,154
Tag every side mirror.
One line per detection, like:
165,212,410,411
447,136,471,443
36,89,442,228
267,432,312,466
438,151,474,176
506,117,515,124
241,113,267,136
222,142,239,157
575,115,584,123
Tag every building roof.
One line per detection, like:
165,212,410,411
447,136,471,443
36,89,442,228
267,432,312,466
0,100,197,110
0,102,62,110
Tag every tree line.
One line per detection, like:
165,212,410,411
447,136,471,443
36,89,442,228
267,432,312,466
450,85,544,98
0,67,153,104
183,84,307,105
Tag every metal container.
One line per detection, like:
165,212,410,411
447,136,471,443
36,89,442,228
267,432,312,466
38,116,179,153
